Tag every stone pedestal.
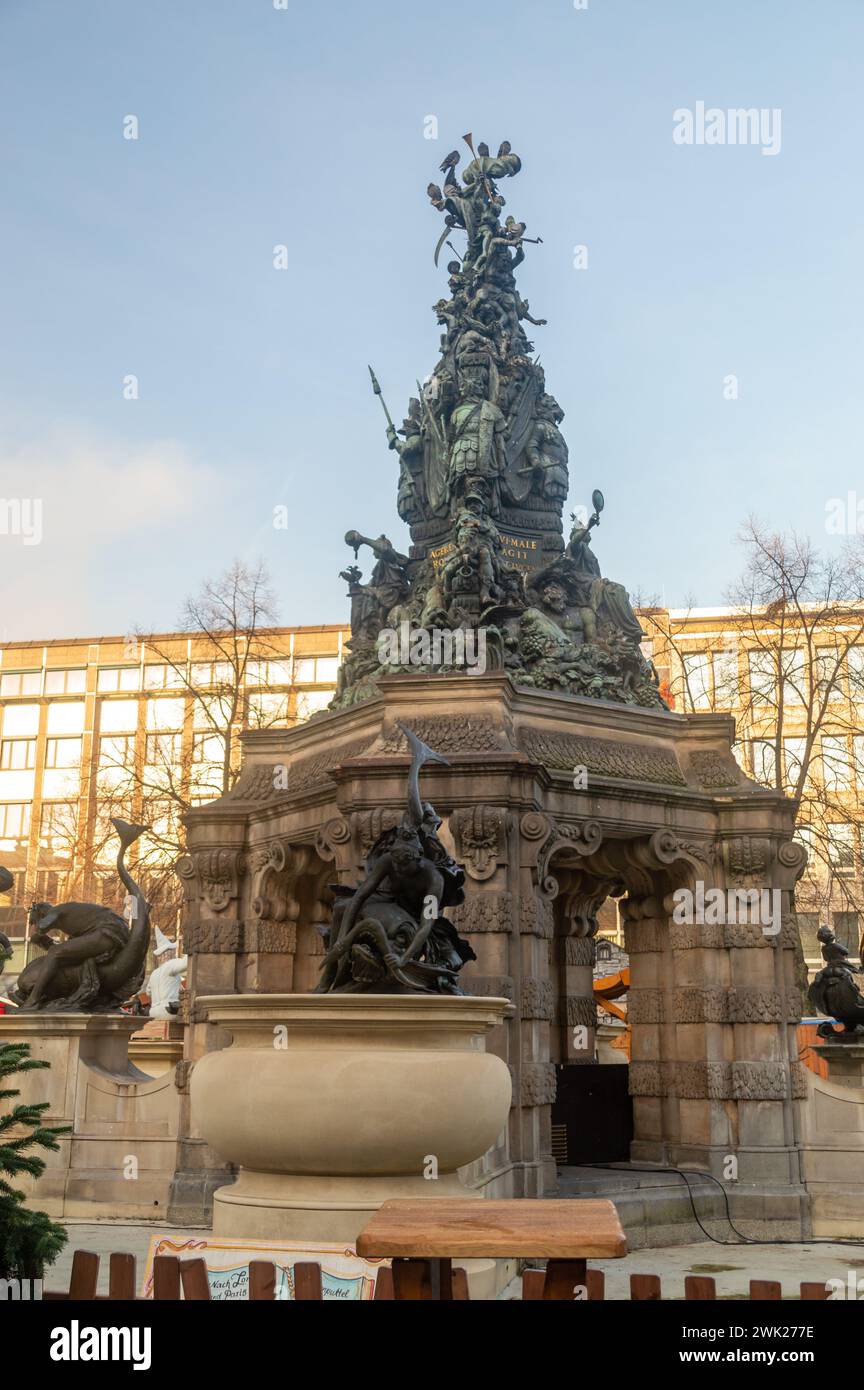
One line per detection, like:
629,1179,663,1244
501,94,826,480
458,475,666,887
190,993,512,1242
1,1012,180,1219
171,673,812,1238
799,1045,864,1237
814,1041,864,1088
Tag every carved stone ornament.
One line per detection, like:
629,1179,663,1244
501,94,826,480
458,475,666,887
189,848,245,913
449,804,510,879
450,892,514,934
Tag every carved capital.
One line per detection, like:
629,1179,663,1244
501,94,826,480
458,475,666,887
177,847,245,914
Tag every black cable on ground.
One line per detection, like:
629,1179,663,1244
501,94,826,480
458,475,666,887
578,1162,864,1248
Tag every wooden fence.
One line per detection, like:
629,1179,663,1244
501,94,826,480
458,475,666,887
45,1249,833,1301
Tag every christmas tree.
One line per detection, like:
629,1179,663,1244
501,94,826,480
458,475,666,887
0,1041,69,1280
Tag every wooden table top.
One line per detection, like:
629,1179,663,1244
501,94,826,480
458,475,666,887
356,1199,627,1260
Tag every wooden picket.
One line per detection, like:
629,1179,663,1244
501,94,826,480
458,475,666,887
43,1248,835,1302
521,1267,833,1301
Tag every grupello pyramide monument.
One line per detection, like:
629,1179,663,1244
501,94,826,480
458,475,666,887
332,134,667,711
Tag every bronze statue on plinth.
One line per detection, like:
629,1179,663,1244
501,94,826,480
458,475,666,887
316,723,475,994
809,925,864,1038
9,819,153,1013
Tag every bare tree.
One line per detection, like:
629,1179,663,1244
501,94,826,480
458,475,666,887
92,559,285,921
645,520,864,928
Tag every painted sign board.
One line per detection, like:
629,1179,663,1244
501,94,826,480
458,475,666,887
141,1234,387,1301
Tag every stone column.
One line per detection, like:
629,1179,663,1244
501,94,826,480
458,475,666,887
169,841,246,1223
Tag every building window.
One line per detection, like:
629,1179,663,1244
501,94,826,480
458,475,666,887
827,823,856,871
314,656,340,684
783,737,808,788
0,738,36,770
192,694,233,730
39,803,77,854
45,737,82,770
146,698,186,732
779,648,806,704
44,668,86,696
192,732,224,763
190,661,232,687
1,704,40,739
246,659,293,687
750,740,777,786
0,803,31,840
748,650,776,705
97,667,140,693
848,647,864,701
0,671,41,698
294,656,339,687
795,822,817,864
247,692,290,727
99,699,139,735
815,648,845,704
295,690,332,721
796,911,821,961
821,735,852,790
711,647,739,706
145,732,182,765
99,734,135,768
143,663,185,691
46,702,85,736
832,911,860,949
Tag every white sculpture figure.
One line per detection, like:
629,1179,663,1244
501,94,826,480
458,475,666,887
146,927,187,1020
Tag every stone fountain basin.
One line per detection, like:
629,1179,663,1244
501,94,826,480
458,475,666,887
191,993,513,1178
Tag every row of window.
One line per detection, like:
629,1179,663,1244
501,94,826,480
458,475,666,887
0,737,82,770
0,656,340,699
751,735,864,790
681,647,864,709
797,822,861,870
0,732,229,773
0,688,333,742
0,800,189,855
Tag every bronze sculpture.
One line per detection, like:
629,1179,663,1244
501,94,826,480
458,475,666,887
809,925,864,1038
9,819,153,1013
332,133,666,712
316,723,475,994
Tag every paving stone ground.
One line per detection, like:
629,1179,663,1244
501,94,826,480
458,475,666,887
49,1220,864,1300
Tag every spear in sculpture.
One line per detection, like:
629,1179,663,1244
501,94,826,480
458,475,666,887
368,365,396,435
416,378,446,451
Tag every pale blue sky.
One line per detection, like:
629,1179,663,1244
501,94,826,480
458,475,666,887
1,0,862,639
